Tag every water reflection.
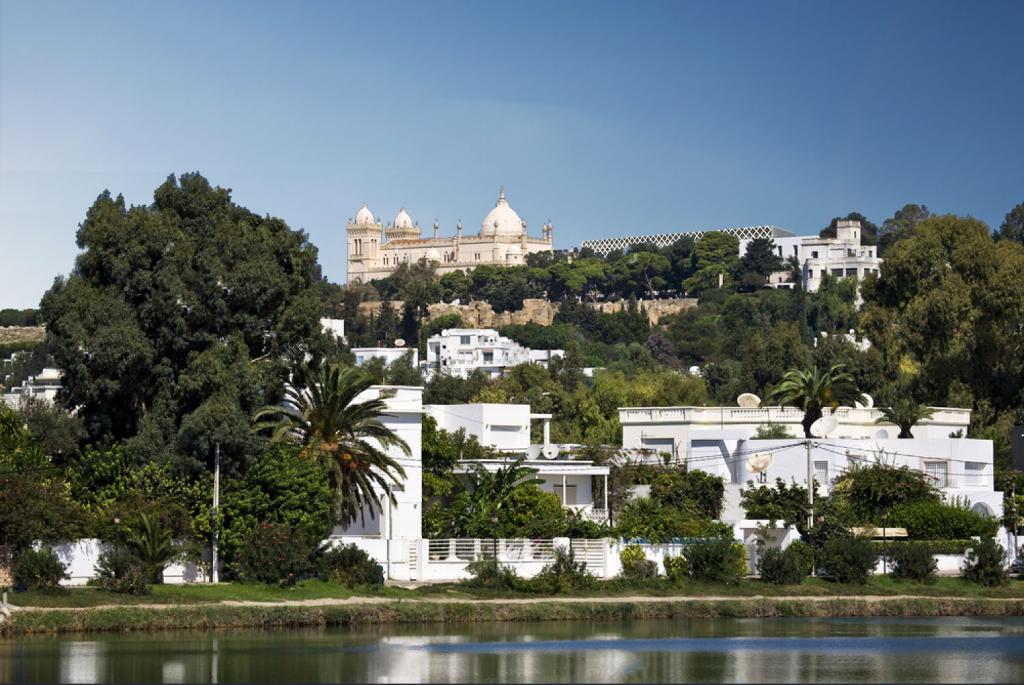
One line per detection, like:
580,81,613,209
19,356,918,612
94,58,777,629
2,617,1023,683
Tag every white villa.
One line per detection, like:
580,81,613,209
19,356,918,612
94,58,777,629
424,328,563,380
351,346,418,368
329,385,425,576
346,188,554,284
618,402,1004,526
2,366,62,407
426,403,610,522
738,219,882,298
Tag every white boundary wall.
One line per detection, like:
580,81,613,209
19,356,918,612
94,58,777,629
45,539,210,586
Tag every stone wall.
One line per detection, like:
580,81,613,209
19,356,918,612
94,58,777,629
358,297,697,328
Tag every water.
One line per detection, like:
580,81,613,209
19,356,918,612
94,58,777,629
2,616,1023,683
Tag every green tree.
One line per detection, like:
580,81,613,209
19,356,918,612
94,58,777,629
0,405,82,560
684,232,740,294
610,251,671,299
208,443,334,575
997,202,1024,243
252,364,409,526
15,395,85,461
40,173,323,473
879,203,931,255
765,364,865,438
861,215,1024,421
735,238,783,291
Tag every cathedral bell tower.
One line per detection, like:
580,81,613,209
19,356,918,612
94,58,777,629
347,203,382,284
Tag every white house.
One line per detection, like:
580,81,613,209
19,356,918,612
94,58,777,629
320,317,345,341
739,219,882,300
351,346,418,368
328,385,424,579
2,367,62,407
618,403,1003,526
424,328,563,380
426,403,610,522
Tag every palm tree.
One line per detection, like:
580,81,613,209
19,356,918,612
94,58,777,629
125,511,176,584
253,364,409,526
875,398,935,438
765,364,866,438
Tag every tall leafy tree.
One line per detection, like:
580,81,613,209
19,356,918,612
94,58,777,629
765,364,865,438
40,173,323,472
879,203,931,255
252,364,409,526
860,214,1024,420
735,238,783,291
684,232,740,295
997,202,1024,243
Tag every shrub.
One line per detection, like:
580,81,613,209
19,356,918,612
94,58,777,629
681,538,746,585
316,543,384,587
616,497,708,543
237,522,312,587
739,479,808,527
569,518,615,539
890,543,937,583
890,501,998,540
464,558,522,591
13,548,68,592
786,540,815,575
962,538,1008,587
619,544,658,580
757,546,807,585
663,554,688,583
649,469,725,519
833,462,940,520
93,547,149,595
529,547,596,594
820,535,876,584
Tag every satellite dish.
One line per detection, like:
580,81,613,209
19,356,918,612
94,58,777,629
747,452,773,473
810,416,838,438
542,444,559,460
394,339,406,348
873,428,889,440
737,393,761,408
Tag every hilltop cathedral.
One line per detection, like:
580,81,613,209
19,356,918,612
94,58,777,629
346,188,554,283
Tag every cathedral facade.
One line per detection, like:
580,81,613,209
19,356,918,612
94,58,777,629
346,188,553,283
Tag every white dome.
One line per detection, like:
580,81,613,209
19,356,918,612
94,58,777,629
394,207,413,229
480,187,525,237
355,203,374,225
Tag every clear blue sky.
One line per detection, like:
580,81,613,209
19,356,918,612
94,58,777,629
1,0,1022,309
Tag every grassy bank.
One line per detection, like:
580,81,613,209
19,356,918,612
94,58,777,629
9,576,1024,609
5,596,1024,636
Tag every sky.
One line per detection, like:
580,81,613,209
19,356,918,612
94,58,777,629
1,0,1022,309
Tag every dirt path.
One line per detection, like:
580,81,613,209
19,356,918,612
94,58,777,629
10,594,1016,613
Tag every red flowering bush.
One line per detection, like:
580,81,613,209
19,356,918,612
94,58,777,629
237,522,312,587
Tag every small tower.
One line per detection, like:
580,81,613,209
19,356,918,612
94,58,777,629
347,203,382,283
836,219,861,245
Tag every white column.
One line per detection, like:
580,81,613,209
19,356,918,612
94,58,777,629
603,474,608,512
543,418,551,446
561,474,567,506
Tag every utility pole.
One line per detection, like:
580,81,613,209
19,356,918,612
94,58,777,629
212,442,220,584
806,439,814,530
